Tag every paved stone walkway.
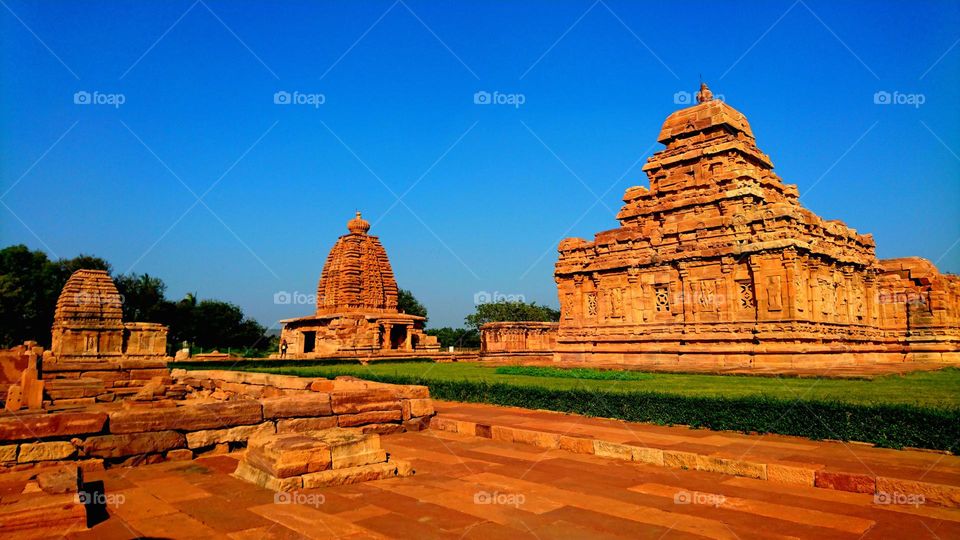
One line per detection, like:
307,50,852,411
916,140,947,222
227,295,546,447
432,401,960,503
25,427,952,538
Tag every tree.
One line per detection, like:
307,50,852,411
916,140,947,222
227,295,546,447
397,288,428,319
0,245,111,347
114,273,167,322
425,327,480,349
464,300,560,331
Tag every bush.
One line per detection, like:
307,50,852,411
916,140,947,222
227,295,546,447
495,365,653,381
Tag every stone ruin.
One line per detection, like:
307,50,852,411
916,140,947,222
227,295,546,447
0,269,438,535
278,212,440,357
545,84,960,366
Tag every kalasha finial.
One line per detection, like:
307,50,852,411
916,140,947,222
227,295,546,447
696,82,713,104
347,211,371,235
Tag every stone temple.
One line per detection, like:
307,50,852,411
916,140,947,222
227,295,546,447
280,212,439,357
548,84,960,366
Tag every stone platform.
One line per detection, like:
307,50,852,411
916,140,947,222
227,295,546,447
1,430,955,538
234,428,412,491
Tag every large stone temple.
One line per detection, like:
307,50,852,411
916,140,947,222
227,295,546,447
549,84,960,366
280,212,439,357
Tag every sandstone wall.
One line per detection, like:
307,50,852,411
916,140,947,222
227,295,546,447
0,370,434,475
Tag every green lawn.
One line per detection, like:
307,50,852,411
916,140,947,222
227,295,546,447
237,362,960,409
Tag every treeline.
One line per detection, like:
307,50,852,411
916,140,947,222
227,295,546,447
0,245,270,353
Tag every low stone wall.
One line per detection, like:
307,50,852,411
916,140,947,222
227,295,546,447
0,370,435,476
479,322,558,362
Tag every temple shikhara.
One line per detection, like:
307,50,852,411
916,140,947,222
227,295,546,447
280,212,439,357
546,84,960,366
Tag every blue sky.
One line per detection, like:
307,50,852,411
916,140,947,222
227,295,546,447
2,0,958,329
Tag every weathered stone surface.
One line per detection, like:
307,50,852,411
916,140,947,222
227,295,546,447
631,446,664,466
767,463,816,486
815,471,876,493
108,400,262,433
276,416,338,434
876,477,960,509
37,466,78,494
301,461,409,489
244,434,333,478
0,444,17,462
403,398,434,418
18,441,76,463
186,421,275,449
663,450,698,470
262,394,332,419
559,435,594,454
330,389,399,414
696,455,767,480
233,460,302,492
184,370,312,390
80,431,186,458
361,423,405,435
166,448,193,461
337,410,402,427
593,441,635,461
0,412,106,441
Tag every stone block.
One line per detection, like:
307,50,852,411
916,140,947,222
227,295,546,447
663,450,698,470
186,421,276,449
276,416,338,434
361,423,405,435
876,477,960,509
593,441,635,461
330,389,399,414
428,416,458,432
166,449,194,461
509,428,560,449
244,434,333,478
37,466,78,494
631,446,664,466
108,400,262,433
233,460,302,492
262,394,333,419
767,463,816,486
337,410,402,427
0,444,17,463
81,430,186,458
18,441,76,463
559,436,594,454
0,412,106,441
301,461,409,489
402,398,434,419
696,455,767,480
815,471,876,493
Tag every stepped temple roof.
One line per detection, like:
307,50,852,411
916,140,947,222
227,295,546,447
316,212,400,315
53,269,124,328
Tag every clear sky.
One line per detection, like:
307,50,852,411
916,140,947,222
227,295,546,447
2,0,959,330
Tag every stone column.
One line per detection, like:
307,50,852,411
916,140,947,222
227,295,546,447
381,323,392,350
403,325,413,350
720,256,735,322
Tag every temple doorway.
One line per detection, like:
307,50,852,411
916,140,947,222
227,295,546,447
302,331,316,353
389,325,406,349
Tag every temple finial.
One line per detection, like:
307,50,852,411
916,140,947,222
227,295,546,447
696,82,713,104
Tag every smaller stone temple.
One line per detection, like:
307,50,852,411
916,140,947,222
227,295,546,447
280,212,439,357
50,269,168,361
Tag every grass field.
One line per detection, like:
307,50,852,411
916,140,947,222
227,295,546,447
233,362,960,409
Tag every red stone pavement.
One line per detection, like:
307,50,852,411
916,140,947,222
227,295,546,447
432,401,960,498
0,427,950,538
